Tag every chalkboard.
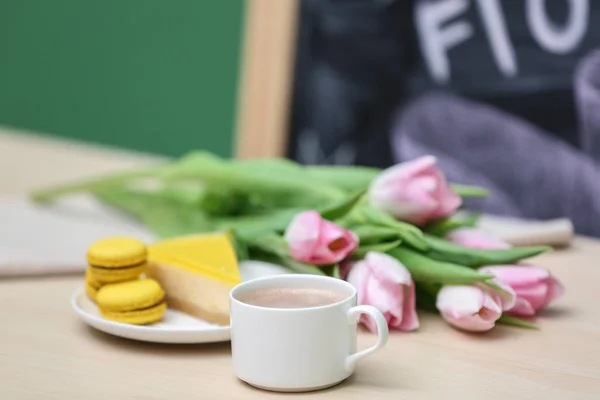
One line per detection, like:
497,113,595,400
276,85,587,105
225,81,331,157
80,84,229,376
0,1,245,157
286,0,600,168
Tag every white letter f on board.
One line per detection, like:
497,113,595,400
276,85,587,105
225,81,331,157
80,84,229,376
415,0,473,83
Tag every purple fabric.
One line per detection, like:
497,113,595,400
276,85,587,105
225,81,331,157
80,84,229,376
392,51,600,236
576,48,600,161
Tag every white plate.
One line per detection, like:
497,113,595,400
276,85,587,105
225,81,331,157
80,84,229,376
71,260,291,344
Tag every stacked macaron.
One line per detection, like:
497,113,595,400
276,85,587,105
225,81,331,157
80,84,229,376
84,237,167,325
86,237,148,288
95,279,167,325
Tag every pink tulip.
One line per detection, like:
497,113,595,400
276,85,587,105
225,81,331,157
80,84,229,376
436,281,516,332
347,252,419,332
446,228,511,250
478,265,564,317
284,210,358,265
368,155,461,225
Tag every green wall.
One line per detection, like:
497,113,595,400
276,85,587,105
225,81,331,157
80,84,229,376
0,1,245,157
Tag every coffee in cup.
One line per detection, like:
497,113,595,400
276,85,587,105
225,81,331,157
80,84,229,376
237,287,347,309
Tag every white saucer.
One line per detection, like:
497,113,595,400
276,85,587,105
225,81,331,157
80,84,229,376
71,260,291,344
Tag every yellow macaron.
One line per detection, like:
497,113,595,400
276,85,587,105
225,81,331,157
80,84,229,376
87,237,147,283
84,269,103,301
96,278,167,325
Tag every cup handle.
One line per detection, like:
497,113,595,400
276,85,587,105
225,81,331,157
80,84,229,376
345,305,389,372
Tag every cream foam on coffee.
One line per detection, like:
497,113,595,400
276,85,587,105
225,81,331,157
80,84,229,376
238,287,347,309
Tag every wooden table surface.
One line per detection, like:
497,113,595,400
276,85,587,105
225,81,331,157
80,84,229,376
1,130,599,399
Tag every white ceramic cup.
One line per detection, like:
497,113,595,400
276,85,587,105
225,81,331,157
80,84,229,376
229,274,389,392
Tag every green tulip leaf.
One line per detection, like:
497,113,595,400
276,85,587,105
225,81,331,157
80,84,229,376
497,314,539,330
281,258,327,275
353,205,428,251
348,225,401,244
162,152,345,202
250,253,326,276
320,189,366,221
246,236,326,276
420,234,551,267
388,247,493,285
243,233,289,257
94,188,216,238
215,209,301,237
424,213,481,236
354,240,402,259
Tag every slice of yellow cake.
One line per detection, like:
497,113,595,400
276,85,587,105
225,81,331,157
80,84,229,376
146,233,241,326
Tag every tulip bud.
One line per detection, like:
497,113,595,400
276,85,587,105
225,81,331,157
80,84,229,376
478,265,564,317
436,281,515,332
347,252,419,332
284,211,358,265
368,156,461,225
446,228,511,250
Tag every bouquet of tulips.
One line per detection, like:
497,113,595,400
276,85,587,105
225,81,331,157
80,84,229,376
31,152,563,333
